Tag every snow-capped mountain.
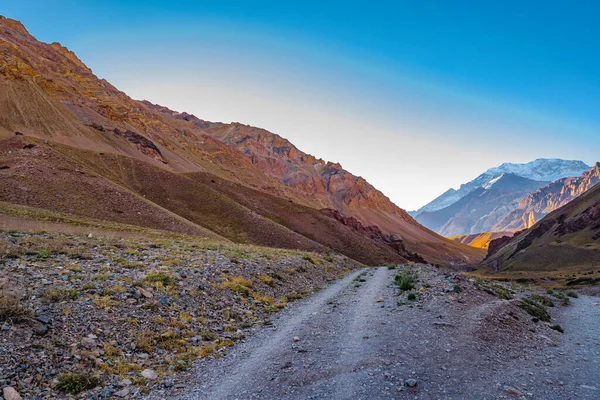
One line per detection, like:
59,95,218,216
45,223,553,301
485,159,590,183
415,173,548,237
411,159,591,217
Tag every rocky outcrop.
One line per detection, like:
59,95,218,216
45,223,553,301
486,234,515,258
204,123,414,220
321,208,426,263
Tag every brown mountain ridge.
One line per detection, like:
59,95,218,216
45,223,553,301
0,16,484,266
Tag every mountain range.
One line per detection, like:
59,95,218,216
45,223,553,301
415,173,548,237
494,162,600,232
0,16,483,266
413,159,597,238
411,159,591,217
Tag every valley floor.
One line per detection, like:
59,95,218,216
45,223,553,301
152,266,600,400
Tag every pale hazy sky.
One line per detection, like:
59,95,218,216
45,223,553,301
4,1,600,210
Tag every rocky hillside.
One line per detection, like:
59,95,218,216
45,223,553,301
494,163,600,232
143,103,482,265
0,16,483,266
416,174,547,236
0,227,357,399
483,182,600,272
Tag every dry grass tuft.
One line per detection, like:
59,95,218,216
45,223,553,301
0,274,31,321
44,288,79,302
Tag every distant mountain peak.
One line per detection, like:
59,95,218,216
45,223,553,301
484,158,590,182
0,15,29,35
412,158,591,216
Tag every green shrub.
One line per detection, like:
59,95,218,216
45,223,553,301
302,255,315,264
551,291,571,305
518,298,550,322
57,373,100,394
121,263,145,269
44,288,79,302
550,324,564,333
145,272,175,286
530,294,554,307
407,292,417,301
394,272,417,291
566,291,579,298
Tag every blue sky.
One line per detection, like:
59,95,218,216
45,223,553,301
3,1,600,209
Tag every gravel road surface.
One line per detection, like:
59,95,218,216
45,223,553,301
151,266,599,400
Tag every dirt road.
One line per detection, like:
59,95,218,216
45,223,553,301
154,266,599,400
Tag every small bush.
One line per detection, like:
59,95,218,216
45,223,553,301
407,292,417,301
302,255,315,264
531,294,555,307
44,288,79,302
551,291,571,305
36,250,50,259
57,373,101,394
559,296,571,306
259,275,275,286
550,324,564,333
387,265,397,270
477,280,513,300
546,288,554,295
453,285,463,293
394,272,417,291
145,272,175,286
122,263,145,269
0,276,31,321
199,331,217,341
519,298,551,322
135,330,155,352
65,263,82,272
566,291,579,298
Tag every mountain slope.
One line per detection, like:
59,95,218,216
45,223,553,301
1,135,426,265
412,159,590,216
416,174,548,236
494,163,600,231
483,182,600,272
0,16,483,265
